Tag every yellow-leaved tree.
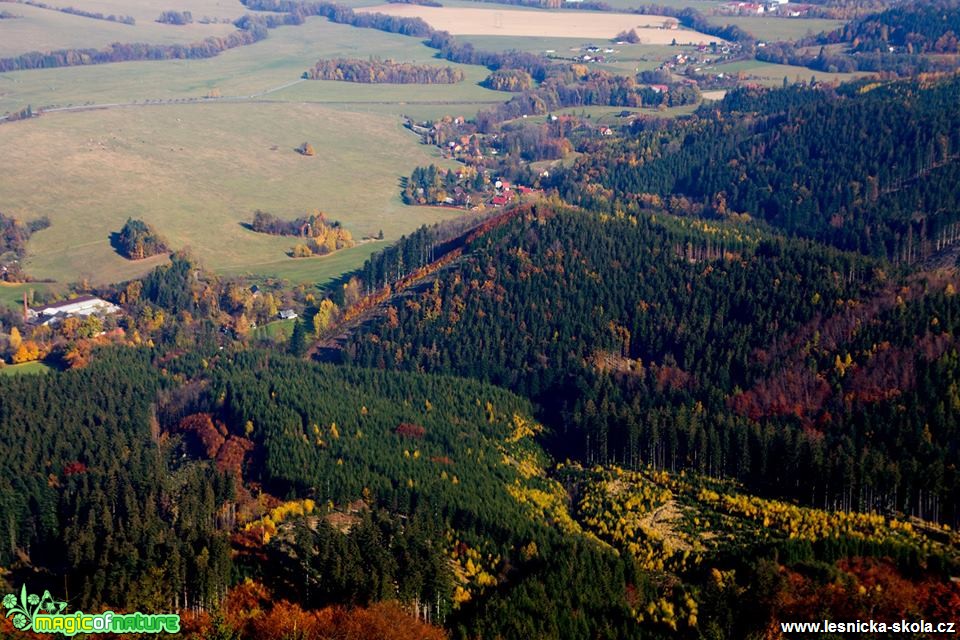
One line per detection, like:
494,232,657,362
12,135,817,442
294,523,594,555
313,299,339,337
8,326,22,353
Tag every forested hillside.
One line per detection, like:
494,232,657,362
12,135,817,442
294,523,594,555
343,202,960,527
843,0,960,53
0,349,233,611
547,77,960,262
4,24,960,640
2,342,957,639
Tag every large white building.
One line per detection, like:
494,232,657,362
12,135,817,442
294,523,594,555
27,295,122,326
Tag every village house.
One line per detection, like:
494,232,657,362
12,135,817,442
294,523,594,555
279,309,298,320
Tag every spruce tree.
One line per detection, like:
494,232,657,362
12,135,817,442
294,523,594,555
289,319,307,356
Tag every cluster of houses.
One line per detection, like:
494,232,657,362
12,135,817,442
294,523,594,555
657,42,742,77
490,181,539,208
717,0,812,16
576,44,618,63
443,134,484,161
430,172,544,209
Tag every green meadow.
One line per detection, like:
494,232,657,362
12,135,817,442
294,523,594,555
0,16,499,285
0,3,238,58
0,361,52,376
712,58,871,85
703,16,845,42
1,101,464,284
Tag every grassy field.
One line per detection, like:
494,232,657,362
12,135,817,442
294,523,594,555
252,317,297,342
712,59,871,85
53,0,250,24
1,102,462,284
0,3,237,58
0,14,511,286
0,16,505,113
0,361,52,376
702,16,845,42
0,282,64,309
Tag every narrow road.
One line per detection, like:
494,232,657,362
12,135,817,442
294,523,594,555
1,77,503,122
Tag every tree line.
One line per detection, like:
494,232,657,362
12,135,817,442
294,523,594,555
14,0,134,24
249,209,355,257
0,24,269,72
305,57,464,84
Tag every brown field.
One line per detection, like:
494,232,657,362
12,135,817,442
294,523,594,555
357,5,724,43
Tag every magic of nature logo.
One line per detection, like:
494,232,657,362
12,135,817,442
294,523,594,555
2,585,180,636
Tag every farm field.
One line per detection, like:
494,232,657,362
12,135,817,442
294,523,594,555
0,102,460,284
356,4,724,42
46,0,250,24
0,3,237,58
521,102,699,125
703,16,845,41
0,17,504,113
0,15,506,286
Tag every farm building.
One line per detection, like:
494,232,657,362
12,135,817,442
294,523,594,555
27,295,121,326
279,309,299,320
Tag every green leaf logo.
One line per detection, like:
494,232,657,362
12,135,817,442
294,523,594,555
2,585,68,631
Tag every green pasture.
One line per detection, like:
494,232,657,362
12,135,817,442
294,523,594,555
0,3,237,58
1,102,462,284
702,16,845,42
0,361,52,376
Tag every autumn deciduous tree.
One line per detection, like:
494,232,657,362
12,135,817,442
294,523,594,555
236,313,252,339
8,326,21,352
313,299,339,337
11,340,40,364
292,243,313,258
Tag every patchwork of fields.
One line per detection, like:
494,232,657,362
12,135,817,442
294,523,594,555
0,0,864,287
